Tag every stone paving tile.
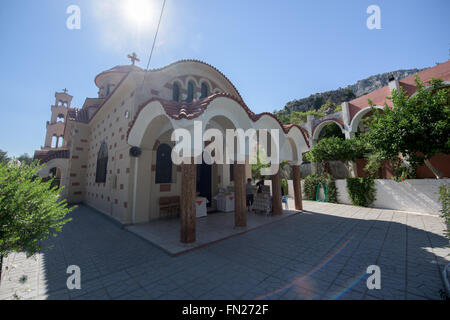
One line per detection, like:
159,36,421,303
1,202,448,300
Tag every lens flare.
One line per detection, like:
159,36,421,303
121,0,154,28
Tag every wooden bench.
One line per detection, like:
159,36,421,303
159,196,180,219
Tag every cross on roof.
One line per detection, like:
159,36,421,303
62,88,68,93
127,52,140,66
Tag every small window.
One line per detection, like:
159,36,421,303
172,82,180,102
95,142,108,183
155,144,173,184
57,114,65,123
200,82,209,99
51,135,58,148
187,81,194,103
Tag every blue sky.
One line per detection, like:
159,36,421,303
0,0,449,157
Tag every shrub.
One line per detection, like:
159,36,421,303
0,161,74,259
304,174,338,203
281,178,288,196
346,177,376,207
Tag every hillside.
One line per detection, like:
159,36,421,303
275,67,426,123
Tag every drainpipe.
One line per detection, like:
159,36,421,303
132,157,138,224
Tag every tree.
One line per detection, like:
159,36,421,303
317,99,336,115
305,136,367,176
318,123,345,140
251,149,289,181
251,149,270,181
289,110,325,126
364,76,450,179
0,160,74,276
0,149,8,164
17,153,33,165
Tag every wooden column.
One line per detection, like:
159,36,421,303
292,165,303,211
234,163,247,227
271,166,283,215
180,161,196,243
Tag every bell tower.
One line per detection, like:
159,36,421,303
44,89,72,149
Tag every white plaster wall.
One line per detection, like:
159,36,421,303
335,179,449,215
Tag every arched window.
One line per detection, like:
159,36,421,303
95,141,108,183
187,81,194,103
57,114,65,123
172,82,180,102
58,136,64,148
51,135,58,148
200,82,209,99
49,167,61,188
155,144,173,184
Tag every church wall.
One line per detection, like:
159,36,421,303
66,123,89,203
83,84,136,224
143,135,182,222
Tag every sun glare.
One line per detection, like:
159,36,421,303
121,0,154,28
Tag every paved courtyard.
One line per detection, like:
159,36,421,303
0,201,449,300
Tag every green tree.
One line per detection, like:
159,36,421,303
305,137,367,176
251,149,270,180
0,149,8,164
289,110,325,126
364,76,450,179
317,99,336,115
0,161,74,272
318,123,345,140
17,153,33,165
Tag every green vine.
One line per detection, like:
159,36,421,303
304,174,338,203
346,177,376,207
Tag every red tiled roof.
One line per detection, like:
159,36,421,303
127,93,310,148
34,149,70,163
67,108,89,123
348,60,450,121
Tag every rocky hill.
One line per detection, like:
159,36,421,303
277,68,425,117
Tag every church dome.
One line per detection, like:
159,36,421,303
95,64,144,88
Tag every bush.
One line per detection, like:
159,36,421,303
0,161,74,259
346,177,376,207
281,178,288,196
304,174,338,203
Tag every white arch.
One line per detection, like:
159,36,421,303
128,101,175,148
129,96,310,165
199,78,213,95
38,158,69,198
350,105,384,133
312,119,345,141
286,126,309,165
201,97,253,133
183,76,200,90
